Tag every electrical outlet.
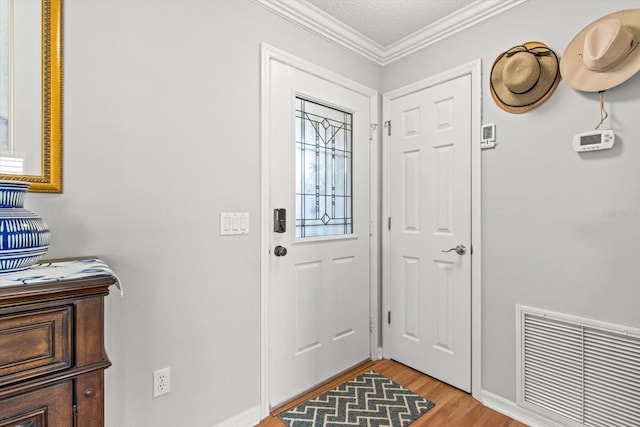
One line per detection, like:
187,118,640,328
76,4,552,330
153,367,171,398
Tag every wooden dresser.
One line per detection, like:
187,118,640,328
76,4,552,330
0,268,116,427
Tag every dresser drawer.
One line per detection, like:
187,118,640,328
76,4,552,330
0,307,72,386
0,380,73,426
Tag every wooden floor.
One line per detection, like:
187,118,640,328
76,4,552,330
257,359,527,427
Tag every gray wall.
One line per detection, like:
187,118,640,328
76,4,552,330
27,1,380,426
24,0,640,425
382,0,640,401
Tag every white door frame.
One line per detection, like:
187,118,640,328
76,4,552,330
260,44,379,418
381,59,483,400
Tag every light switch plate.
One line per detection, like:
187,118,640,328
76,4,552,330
220,213,249,235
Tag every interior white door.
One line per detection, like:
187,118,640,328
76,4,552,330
268,59,372,407
388,74,472,392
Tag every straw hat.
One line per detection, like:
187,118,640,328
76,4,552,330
490,42,561,114
560,9,640,92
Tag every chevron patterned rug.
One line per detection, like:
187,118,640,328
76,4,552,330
278,370,434,426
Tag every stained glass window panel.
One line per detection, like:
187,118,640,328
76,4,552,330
295,97,353,238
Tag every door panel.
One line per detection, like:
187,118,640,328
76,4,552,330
293,261,321,355
268,60,371,407
388,74,472,392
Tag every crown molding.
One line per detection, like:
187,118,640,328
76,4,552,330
253,0,530,66
254,0,386,64
384,0,531,65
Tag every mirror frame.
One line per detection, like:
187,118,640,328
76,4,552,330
2,0,63,192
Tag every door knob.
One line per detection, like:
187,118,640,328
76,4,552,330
274,245,288,257
442,244,467,255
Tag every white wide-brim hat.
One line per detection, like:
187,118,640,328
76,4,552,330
561,9,640,92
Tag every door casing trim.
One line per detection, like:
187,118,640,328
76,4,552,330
260,43,379,418
381,59,483,399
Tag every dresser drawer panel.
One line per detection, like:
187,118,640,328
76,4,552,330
0,307,72,385
0,380,73,426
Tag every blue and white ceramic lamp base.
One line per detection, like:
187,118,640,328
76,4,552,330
0,180,50,273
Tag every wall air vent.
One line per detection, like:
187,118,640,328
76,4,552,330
517,305,640,427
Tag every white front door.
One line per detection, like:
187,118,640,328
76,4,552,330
266,54,374,408
386,73,472,392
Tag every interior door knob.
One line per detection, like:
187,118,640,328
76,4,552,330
442,244,467,255
274,245,288,257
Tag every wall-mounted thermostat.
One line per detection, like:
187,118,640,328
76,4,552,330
481,124,496,149
573,130,615,152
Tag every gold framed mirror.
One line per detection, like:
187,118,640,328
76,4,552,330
0,0,62,192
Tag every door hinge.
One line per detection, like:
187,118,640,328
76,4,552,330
388,217,391,230
369,316,374,333
388,311,391,324
384,120,391,136
73,404,78,427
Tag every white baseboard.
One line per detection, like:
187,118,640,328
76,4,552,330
375,347,384,360
482,390,565,427
212,405,261,427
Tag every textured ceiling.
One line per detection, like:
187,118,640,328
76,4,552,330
305,0,477,47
